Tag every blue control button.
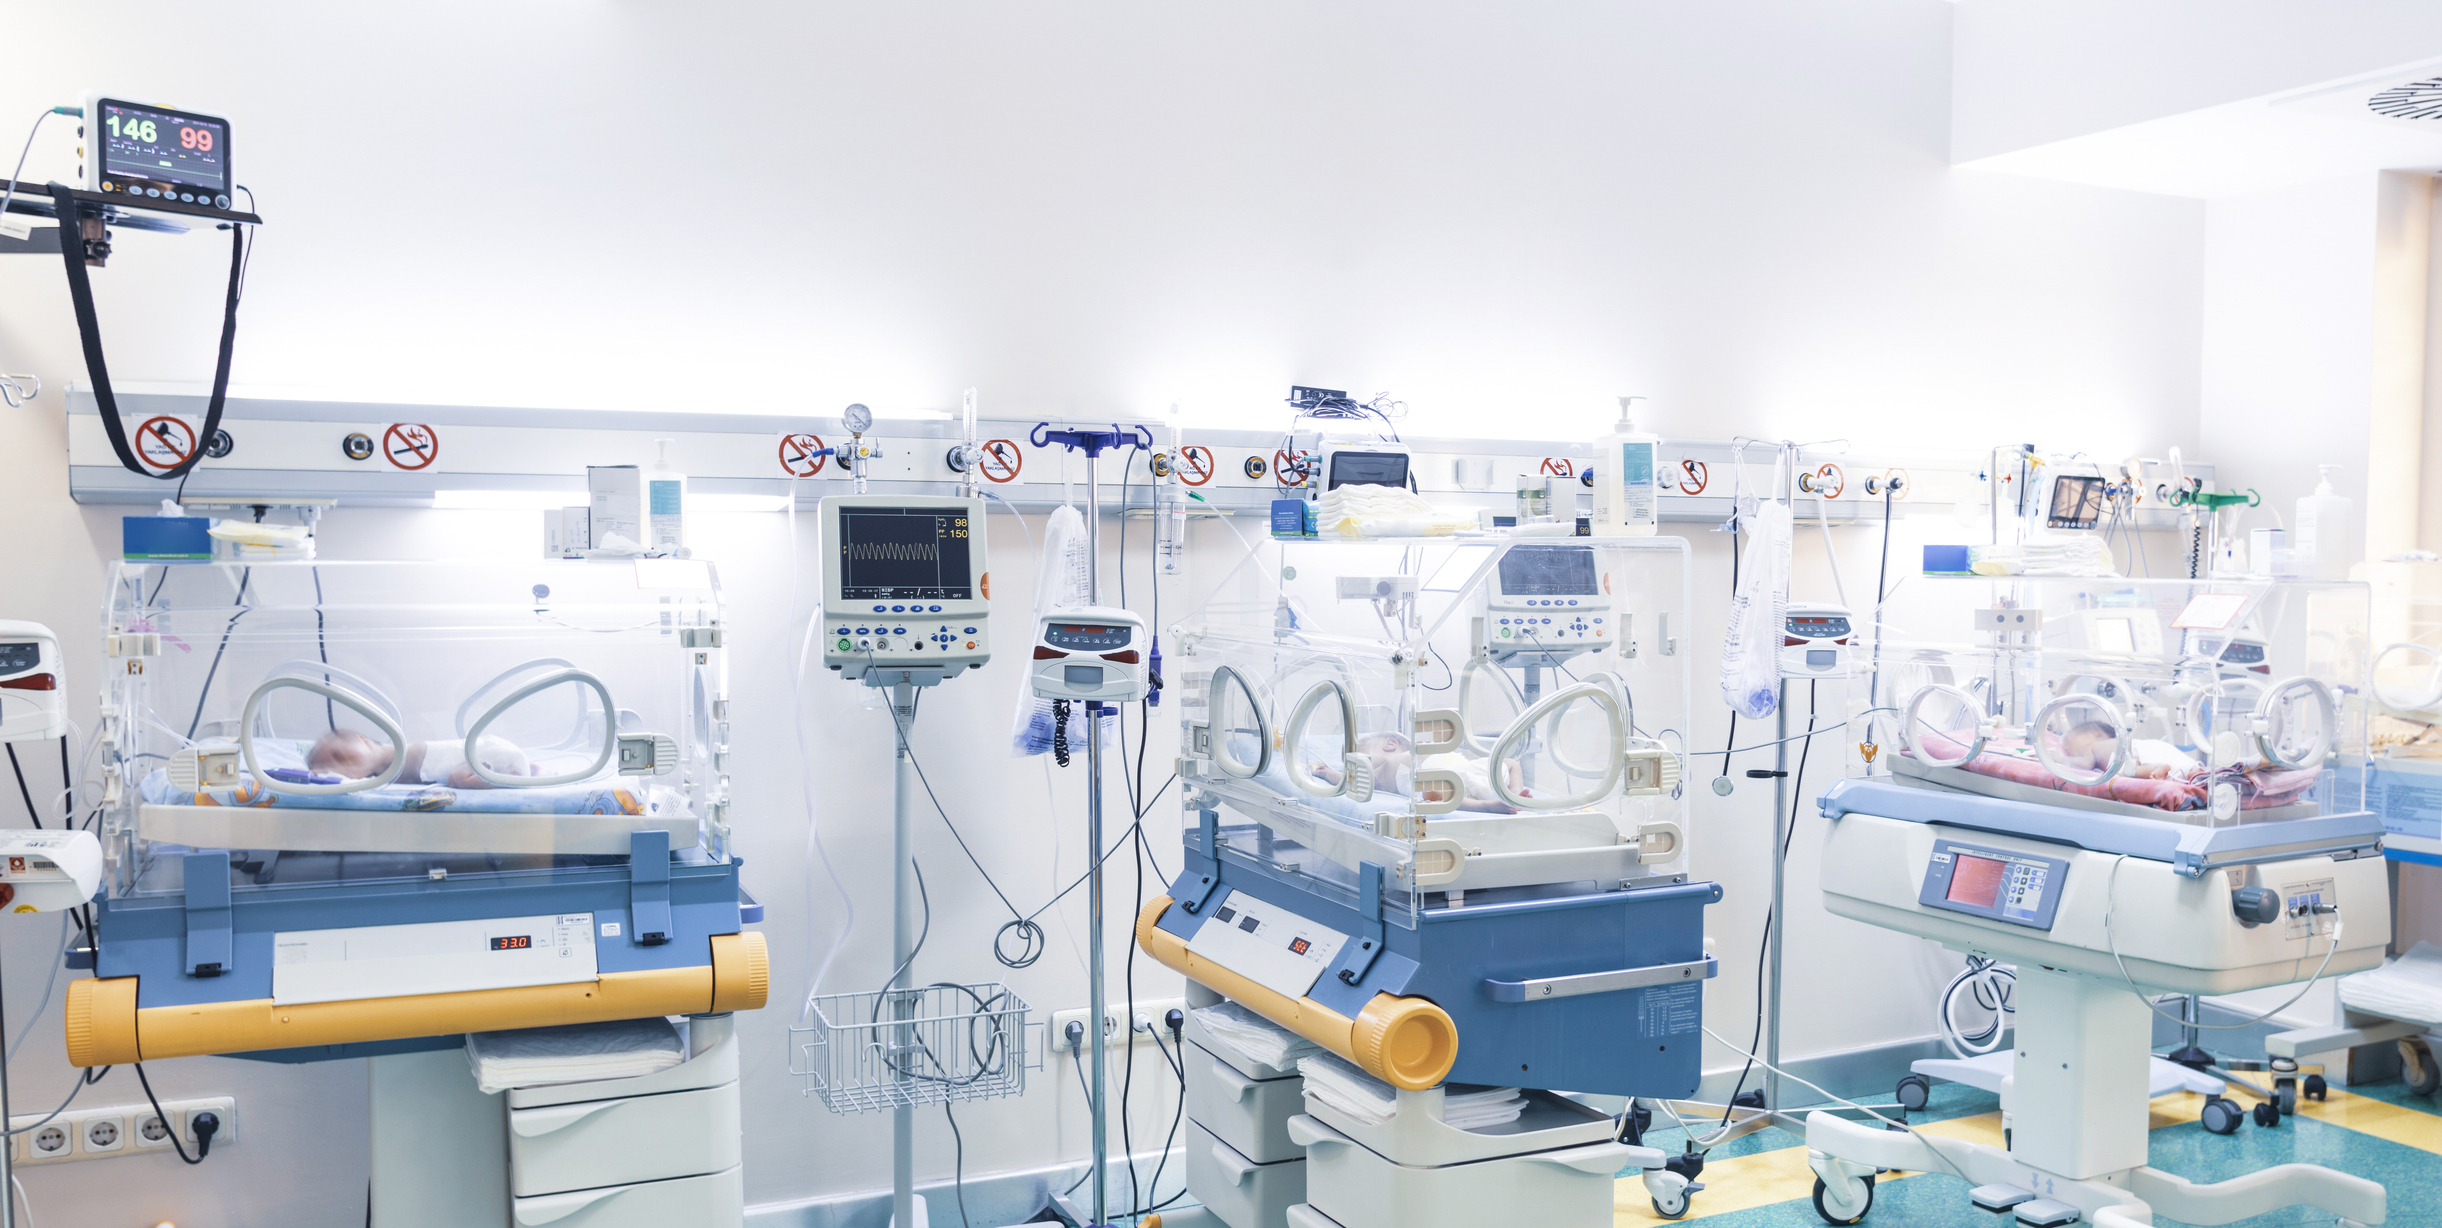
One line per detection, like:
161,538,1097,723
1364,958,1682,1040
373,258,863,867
929,605,943,612
1569,599,1578,606
1593,617,1603,624
856,628,870,635
873,605,887,613
894,627,907,635
1543,618,1553,624
892,605,906,612
964,627,978,634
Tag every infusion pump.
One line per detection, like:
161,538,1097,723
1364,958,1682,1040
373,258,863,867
1029,607,1149,703
821,496,992,682
1485,542,1612,662
0,622,64,744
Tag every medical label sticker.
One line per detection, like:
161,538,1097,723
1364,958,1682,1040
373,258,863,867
778,433,828,477
2372,762,2442,841
133,416,196,469
382,423,440,470
1539,457,1576,477
1636,981,1703,1038
1176,445,1216,486
979,439,1024,483
1273,449,1310,488
2171,593,2249,631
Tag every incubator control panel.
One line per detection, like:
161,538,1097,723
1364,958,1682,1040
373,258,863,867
1486,543,1611,660
1185,890,1349,1000
1918,840,2068,930
821,496,992,681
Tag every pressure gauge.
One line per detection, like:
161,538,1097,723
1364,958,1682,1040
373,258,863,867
843,403,875,433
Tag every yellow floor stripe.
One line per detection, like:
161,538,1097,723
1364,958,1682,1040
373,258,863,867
1610,1088,2442,1226
1611,1114,2006,1227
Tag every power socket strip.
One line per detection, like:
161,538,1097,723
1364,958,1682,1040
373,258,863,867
12,1096,236,1164
1050,997,1187,1053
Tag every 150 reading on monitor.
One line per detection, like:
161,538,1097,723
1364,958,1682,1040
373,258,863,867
838,507,974,602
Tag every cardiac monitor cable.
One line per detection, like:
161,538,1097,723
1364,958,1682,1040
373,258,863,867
2103,855,2345,1030
1696,1024,1974,1185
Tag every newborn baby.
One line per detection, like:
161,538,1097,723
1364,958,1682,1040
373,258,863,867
2061,720,2200,781
306,729,536,790
1307,731,1526,813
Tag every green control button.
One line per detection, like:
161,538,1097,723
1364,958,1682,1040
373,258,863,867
837,638,853,651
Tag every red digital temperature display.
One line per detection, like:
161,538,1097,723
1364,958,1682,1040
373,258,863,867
1945,855,2006,909
490,935,532,951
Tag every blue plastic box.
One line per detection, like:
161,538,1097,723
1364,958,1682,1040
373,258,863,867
123,516,214,562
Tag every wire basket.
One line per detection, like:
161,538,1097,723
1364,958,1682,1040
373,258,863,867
790,982,1035,1113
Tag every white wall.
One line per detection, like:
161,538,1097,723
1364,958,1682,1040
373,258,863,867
0,2,2222,1223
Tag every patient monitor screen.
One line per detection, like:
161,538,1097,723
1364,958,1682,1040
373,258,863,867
1499,545,1598,597
1945,854,2007,908
838,507,975,601
2047,475,2107,530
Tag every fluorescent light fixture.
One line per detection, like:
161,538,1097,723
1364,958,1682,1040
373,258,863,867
689,493,792,512
432,490,582,510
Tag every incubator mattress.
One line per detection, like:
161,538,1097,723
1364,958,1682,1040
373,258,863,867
1901,731,2321,815
2338,942,2442,1028
139,738,667,816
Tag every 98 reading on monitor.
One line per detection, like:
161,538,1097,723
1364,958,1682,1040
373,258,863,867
839,508,974,601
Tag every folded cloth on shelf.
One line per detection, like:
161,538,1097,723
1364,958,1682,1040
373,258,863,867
1192,1002,1321,1072
465,1016,688,1093
1315,485,1477,538
2338,941,2442,1027
1296,1051,1525,1129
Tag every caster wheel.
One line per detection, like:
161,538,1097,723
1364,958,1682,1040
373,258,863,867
2277,1084,2297,1117
1895,1073,1931,1113
2200,1095,2244,1135
1813,1174,1876,1225
1652,1191,1691,1220
2404,1039,2441,1097
2304,1074,2329,1102
2252,1101,2281,1128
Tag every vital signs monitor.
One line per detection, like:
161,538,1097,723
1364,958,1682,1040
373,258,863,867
83,93,233,210
822,496,992,681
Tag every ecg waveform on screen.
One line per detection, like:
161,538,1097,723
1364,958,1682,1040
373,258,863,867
850,541,940,562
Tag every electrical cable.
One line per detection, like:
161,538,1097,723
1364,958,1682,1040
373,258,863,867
943,1103,972,1228
6,745,40,828
1717,681,1816,1132
1939,956,2015,1059
7,912,70,1063
1698,1024,1974,1185
2103,856,2344,1029
790,479,857,1016
1,1066,105,1138
133,1063,204,1164
1717,516,1741,780
1135,1024,1191,1216
0,109,67,229
184,567,253,740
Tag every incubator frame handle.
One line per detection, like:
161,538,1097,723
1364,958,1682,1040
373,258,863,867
1456,652,1527,755
2253,676,2337,772
1540,671,1631,780
464,667,619,787
1207,666,1271,780
1285,679,1357,799
2031,692,2130,787
1489,681,1623,811
253,661,400,738
2371,641,2442,714
456,658,585,745
1901,684,1985,768
239,677,408,795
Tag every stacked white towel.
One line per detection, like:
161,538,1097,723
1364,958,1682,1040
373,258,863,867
1192,1002,1321,1072
1297,1051,1526,1129
2339,941,2442,1026
464,1016,688,1093
1316,486,1477,539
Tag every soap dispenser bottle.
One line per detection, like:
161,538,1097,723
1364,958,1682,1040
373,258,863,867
1592,396,1660,535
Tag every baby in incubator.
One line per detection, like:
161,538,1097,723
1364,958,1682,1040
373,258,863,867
2061,721,2201,781
305,729,536,789
1307,732,1527,813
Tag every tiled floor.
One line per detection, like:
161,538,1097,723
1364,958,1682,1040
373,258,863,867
1612,1076,2442,1228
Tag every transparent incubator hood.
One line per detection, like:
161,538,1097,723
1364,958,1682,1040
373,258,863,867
1868,573,2371,827
1171,533,1693,921
99,559,729,900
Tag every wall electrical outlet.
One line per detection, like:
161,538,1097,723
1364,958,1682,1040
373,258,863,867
12,1097,235,1164
1051,997,1187,1053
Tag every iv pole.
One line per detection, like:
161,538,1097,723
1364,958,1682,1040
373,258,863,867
1033,421,1152,1228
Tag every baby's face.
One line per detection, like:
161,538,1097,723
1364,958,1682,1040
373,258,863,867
308,731,392,780
1357,737,1412,788
2063,730,2118,770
